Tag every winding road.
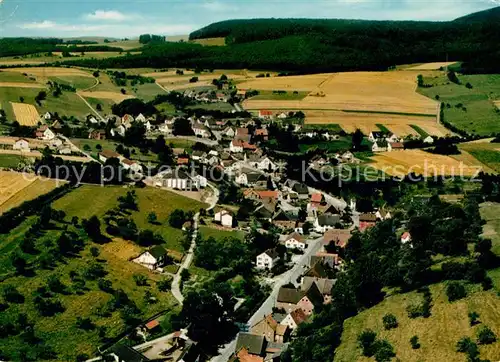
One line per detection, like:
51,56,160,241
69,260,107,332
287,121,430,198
170,183,219,304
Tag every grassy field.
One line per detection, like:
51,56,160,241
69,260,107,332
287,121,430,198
459,140,500,173
198,226,245,241
52,185,207,252
71,138,160,163
410,124,430,137
248,90,309,101
418,74,500,135
298,136,352,154
190,37,226,46
187,102,234,112
480,202,500,255
0,217,178,361
0,154,26,168
336,283,500,362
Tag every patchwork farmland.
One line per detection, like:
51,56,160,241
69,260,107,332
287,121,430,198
239,70,448,136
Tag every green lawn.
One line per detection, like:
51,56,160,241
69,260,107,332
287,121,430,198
52,185,207,252
302,123,343,132
71,138,160,163
0,70,38,83
376,124,390,133
418,74,500,135
0,216,178,361
187,102,234,112
410,124,430,137
249,90,309,101
298,136,352,154
198,226,245,241
0,154,25,168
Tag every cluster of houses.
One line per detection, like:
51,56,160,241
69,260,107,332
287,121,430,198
232,228,351,361
369,130,434,153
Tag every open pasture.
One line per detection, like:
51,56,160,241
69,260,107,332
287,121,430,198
190,37,226,46
368,149,483,177
242,71,438,116
11,102,40,126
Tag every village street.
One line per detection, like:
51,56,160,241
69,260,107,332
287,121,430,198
211,235,324,362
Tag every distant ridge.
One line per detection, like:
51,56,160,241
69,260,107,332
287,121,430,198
454,5,500,22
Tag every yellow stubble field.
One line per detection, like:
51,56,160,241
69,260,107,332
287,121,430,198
6,67,94,78
10,102,40,126
239,71,447,136
77,91,135,103
368,150,483,177
0,171,58,214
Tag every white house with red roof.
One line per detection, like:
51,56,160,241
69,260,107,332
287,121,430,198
259,110,274,119
401,232,412,244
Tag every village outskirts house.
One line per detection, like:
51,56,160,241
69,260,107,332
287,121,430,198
250,315,290,343
259,110,274,119
98,150,122,163
275,283,323,315
133,245,168,270
214,210,234,228
372,139,388,152
256,249,280,270
192,123,211,138
230,139,245,153
88,129,106,140
13,138,30,152
35,125,55,141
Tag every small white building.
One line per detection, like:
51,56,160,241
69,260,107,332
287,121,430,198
284,232,307,250
133,246,168,270
251,156,278,172
159,123,173,135
13,138,30,152
372,140,388,153
280,309,307,331
401,232,412,244
221,127,235,138
135,113,147,123
111,125,126,137
35,126,55,141
256,249,279,270
43,112,52,121
192,123,211,138
230,140,244,153
214,210,234,228
423,136,434,144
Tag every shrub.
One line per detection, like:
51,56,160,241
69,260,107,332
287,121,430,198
382,314,398,330
410,335,420,349
469,311,480,326
477,326,496,345
357,329,377,357
2,285,24,304
446,281,467,302
157,277,172,292
456,337,474,353
373,340,395,362
133,274,148,286
75,317,95,330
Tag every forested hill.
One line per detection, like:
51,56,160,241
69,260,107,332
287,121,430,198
56,7,500,74
454,6,500,22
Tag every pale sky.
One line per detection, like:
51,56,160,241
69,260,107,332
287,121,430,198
0,0,498,38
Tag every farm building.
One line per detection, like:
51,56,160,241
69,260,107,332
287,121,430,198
214,210,234,227
13,138,30,152
99,150,122,163
35,126,55,140
259,110,274,119
133,245,168,270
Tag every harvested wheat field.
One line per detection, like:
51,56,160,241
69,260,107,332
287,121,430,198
368,150,483,177
78,91,135,103
301,110,448,136
242,71,438,116
0,171,59,213
6,67,94,78
0,177,58,214
405,62,458,71
494,101,500,109
10,102,40,126
0,82,45,89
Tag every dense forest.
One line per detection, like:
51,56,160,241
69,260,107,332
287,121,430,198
3,7,500,73
0,38,124,57
56,7,500,74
